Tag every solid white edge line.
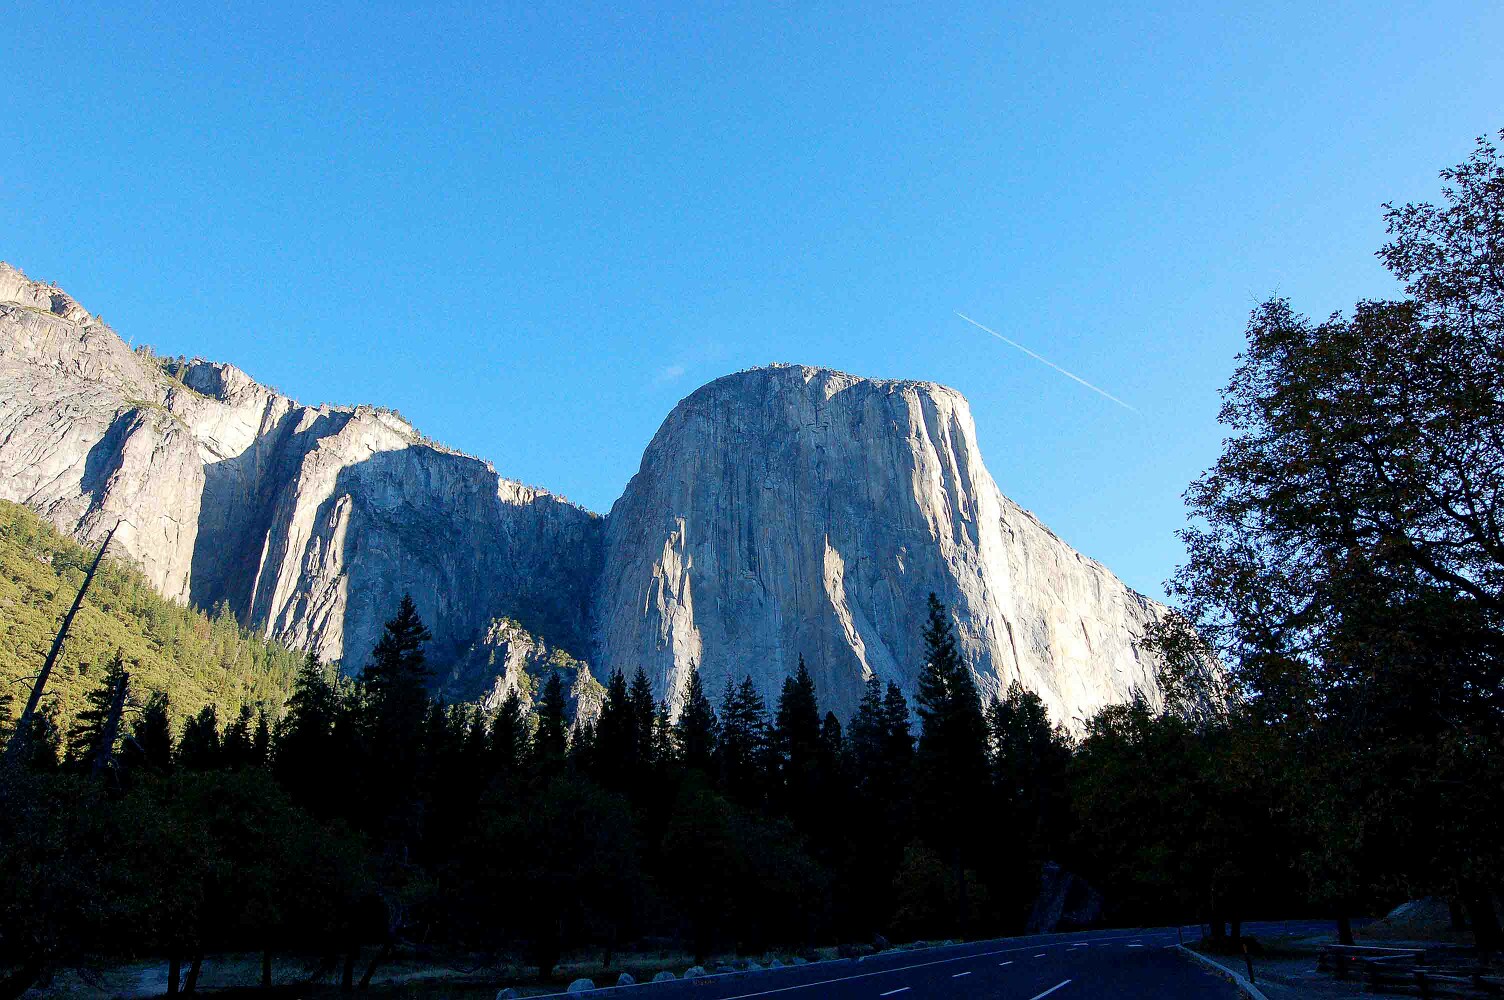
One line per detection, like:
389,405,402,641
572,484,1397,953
951,971,971,977
1027,980,1072,1000
878,989,909,997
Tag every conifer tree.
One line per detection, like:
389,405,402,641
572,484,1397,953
674,664,718,774
361,594,434,746
772,655,822,822
629,668,657,768
67,650,130,771
131,690,175,772
533,671,569,770
594,670,636,791
913,593,990,933
178,704,223,770
252,709,271,768
276,653,339,803
489,688,528,777
716,675,770,806
223,703,256,768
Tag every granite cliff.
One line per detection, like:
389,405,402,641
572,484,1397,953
0,263,1165,728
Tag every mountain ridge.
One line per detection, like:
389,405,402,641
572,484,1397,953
0,261,1167,727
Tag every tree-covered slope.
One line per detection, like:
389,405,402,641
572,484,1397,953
0,500,300,734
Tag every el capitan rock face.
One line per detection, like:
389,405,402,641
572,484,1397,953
0,262,1164,728
596,365,1164,725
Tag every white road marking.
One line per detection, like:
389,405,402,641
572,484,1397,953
952,971,971,978
689,929,1173,999
1028,980,1072,1000
879,989,909,997
1128,944,1144,948
999,960,1014,966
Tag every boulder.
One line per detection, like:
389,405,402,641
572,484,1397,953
567,979,595,994
684,966,707,979
616,972,635,986
652,970,677,982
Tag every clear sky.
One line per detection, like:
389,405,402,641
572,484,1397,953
4,3,1501,602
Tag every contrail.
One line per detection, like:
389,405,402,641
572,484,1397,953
954,311,1139,413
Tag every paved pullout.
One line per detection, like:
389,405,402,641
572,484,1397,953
524,921,1333,1000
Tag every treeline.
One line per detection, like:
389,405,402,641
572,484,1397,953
1,594,1100,994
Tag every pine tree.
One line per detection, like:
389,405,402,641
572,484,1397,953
67,649,130,771
178,704,223,770
913,593,989,934
223,703,256,768
988,681,1071,860
489,688,528,777
17,700,63,771
131,690,175,772
276,652,339,804
594,670,636,791
629,668,657,769
252,709,271,768
716,675,770,806
772,655,822,823
533,671,569,770
361,594,434,746
674,663,718,774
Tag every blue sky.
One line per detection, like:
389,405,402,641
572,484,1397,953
4,3,1501,602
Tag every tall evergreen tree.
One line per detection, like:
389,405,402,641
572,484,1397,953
913,593,990,934
360,594,434,745
772,656,822,822
488,688,528,778
66,651,130,772
178,705,223,771
716,675,770,806
673,664,718,775
130,690,175,773
223,703,256,769
276,653,339,806
628,668,657,770
593,670,636,792
532,672,569,771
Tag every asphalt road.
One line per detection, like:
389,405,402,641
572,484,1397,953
561,921,1334,999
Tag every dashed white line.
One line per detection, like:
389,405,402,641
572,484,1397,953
1034,953,1047,958
999,960,1014,966
878,989,909,997
1028,980,1072,1000
951,971,971,978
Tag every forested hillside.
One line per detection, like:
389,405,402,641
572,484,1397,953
0,500,301,735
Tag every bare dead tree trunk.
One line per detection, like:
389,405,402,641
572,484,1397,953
5,525,115,765
168,955,181,996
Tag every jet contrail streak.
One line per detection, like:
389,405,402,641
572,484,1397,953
954,311,1139,413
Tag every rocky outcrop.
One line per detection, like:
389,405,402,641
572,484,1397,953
1,263,1167,729
597,365,1165,725
442,617,605,725
0,263,601,677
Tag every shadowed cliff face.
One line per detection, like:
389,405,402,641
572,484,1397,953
0,263,1165,728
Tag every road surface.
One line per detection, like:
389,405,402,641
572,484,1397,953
559,921,1332,999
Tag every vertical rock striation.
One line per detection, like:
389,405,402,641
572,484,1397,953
596,365,1165,726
